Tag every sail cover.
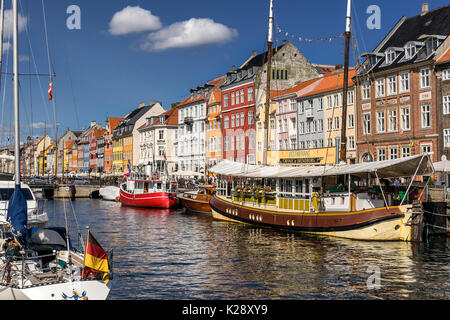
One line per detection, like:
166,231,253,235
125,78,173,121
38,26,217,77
209,153,434,179
7,184,29,243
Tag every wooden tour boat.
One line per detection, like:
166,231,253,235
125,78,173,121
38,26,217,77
209,154,434,241
179,186,215,214
120,174,178,209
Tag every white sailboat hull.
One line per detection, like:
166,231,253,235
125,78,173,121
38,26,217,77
99,186,120,201
0,280,111,300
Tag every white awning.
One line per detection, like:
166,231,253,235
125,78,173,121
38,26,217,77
433,159,450,172
170,170,203,177
209,153,434,179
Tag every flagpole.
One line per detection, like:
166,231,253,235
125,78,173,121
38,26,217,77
82,226,89,279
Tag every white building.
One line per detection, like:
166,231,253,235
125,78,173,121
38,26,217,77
138,107,178,176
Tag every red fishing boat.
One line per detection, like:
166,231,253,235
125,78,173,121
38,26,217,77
119,175,178,209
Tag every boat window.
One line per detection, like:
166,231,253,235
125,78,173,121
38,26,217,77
156,182,162,190
296,180,303,194
304,179,310,194
0,188,34,201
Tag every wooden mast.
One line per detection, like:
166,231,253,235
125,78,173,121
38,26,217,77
339,0,352,163
262,0,274,166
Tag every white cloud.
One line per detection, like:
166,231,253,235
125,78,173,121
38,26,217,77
28,122,52,130
3,9,27,38
140,18,238,52
109,6,162,35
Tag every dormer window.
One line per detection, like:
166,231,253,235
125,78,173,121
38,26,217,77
160,116,165,124
385,48,396,65
404,42,417,60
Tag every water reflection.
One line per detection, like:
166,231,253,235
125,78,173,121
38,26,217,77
47,200,450,300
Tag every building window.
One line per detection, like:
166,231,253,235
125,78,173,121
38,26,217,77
385,48,396,64
318,97,324,110
388,109,397,132
387,75,397,95
248,111,254,125
363,113,371,135
318,119,323,132
248,87,254,101
270,119,275,130
444,129,450,148
334,117,340,130
270,140,275,151
389,147,398,160
401,107,410,131
231,114,235,128
224,116,229,129
376,78,385,97
327,96,332,108
231,92,235,105
378,148,386,161
236,90,240,105
240,89,244,103
334,94,339,107
420,68,431,88
443,69,450,81
362,82,370,100
421,143,432,154
377,111,385,133
236,113,240,127
299,122,304,134
241,112,245,127
327,118,332,131
404,43,416,60
159,130,164,140
348,91,354,105
396,74,408,94
348,114,354,128
421,104,431,128
402,146,411,157
240,134,245,151
348,136,355,150
444,95,450,115
224,136,229,151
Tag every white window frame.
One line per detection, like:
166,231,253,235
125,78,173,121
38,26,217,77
443,69,450,81
420,68,431,89
362,82,370,100
363,113,371,135
401,106,410,131
444,129,450,148
377,111,385,133
377,148,386,161
421,104,431,129
389,146,398,160
387,75,397,96
388,109,397,132
399,72,410,93
444,95,450,115
376,78,385,98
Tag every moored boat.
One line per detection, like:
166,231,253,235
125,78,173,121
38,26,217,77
209,154,433,241
99,186,120,201
179,185,215,214
119,174,178,209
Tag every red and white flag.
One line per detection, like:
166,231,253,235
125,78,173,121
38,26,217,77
48,78,53,101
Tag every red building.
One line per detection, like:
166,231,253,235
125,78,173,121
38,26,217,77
221,67,257,164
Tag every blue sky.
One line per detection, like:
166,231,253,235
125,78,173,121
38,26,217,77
0,0,449,145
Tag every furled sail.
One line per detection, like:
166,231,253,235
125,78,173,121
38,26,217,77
7,185,29,243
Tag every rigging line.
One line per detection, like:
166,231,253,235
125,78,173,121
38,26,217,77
19,0,51,127
0,23,11,144
62,37,81,130
40,0,57,139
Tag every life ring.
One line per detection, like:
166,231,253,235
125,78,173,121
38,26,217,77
115,196,120,202
168,193,175,200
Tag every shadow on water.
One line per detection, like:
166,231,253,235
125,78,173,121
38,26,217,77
46,199,450,300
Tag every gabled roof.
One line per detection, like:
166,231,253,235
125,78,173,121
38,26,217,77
272,77,323,100
300,69,356,99
138,107,179,131
436,47,450,65
113,102,159,138
361,5,450,74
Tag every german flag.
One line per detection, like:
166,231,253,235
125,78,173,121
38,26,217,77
83,232,109,284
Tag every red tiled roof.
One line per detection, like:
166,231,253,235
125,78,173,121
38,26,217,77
302,69,356,98
272,77,322,100
436,47,450,64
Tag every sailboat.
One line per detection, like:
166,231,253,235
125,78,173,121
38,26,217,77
0,0,48,234
0,0,111,299
208,0,433,241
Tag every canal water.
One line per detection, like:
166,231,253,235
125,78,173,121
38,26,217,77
47,199,450,300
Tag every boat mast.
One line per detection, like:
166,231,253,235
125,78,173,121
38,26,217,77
339,0,352,163
262,0,274,166
13,0,20,184
0,0,5,93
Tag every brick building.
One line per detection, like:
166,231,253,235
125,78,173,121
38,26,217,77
356,4,450,164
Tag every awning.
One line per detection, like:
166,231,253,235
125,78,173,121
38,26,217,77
170,170,203,177
209,153,434,179
433,159,450,172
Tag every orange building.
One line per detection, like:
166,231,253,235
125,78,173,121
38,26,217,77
104,117,122,174
206,89,223,169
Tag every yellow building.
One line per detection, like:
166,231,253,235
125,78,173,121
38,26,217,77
255,91,278,165
35,135,52,176
112,138,124,173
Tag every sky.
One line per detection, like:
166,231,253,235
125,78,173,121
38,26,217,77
0,0,449,145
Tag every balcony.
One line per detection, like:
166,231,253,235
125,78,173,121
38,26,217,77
184,117,194,125
305,108,313,119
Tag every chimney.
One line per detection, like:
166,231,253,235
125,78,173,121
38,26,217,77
421,2,429,15
138,102,146,108
335,64,343,70
231,65,236,72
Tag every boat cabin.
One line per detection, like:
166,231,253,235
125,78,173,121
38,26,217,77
211,154,433,213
